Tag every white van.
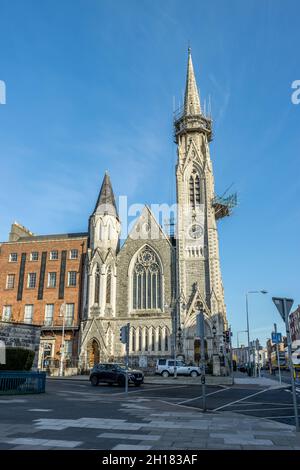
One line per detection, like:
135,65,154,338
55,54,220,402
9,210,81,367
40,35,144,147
155,358,201,377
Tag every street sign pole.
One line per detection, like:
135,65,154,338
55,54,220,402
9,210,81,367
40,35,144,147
197,311,206,412
274,323,282,385
229,326,233,379
125,323,130,395
272,297,299,432
283,299,299,432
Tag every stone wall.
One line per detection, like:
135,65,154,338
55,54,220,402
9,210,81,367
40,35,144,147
0,321,41,369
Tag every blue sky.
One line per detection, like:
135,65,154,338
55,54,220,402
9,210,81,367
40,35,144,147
0,0,299,347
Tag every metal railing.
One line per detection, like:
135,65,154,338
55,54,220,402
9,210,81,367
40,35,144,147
0,371,46,395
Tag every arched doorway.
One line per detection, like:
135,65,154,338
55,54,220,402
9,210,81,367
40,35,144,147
87,338,100,368
194,339,208,365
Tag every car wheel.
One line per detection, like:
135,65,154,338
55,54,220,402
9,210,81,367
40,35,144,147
90,375,99,386
190,370,198,378
134,383,141,387
161,370,170,378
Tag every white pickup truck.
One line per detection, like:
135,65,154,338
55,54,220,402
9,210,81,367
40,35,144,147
155,359,201,377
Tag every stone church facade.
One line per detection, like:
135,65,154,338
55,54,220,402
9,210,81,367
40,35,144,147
79,50,229,375
0,51,231,375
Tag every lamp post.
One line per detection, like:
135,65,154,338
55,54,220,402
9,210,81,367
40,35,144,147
171,292,186,379
59,303,66,377
246,290,267,376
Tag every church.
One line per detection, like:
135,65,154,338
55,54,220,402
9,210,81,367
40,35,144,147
0,50,233,376
79,49,231,376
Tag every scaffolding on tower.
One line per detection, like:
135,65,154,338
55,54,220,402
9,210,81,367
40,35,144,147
212,191,237,220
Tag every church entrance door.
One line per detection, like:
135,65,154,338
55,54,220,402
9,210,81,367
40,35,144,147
87,338,100,367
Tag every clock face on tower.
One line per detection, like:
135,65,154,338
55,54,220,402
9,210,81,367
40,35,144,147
189,224,203,239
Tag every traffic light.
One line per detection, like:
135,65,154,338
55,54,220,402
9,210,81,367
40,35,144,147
225,330,230,343
223,330,230,344
120,325,128,344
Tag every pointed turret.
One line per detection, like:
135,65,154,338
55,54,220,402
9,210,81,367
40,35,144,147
89,171,121,253
174,49,212,142
184,48,201,116
93,171,118,218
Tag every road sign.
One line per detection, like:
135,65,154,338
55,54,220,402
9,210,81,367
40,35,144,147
272,296,299,431
272,297,294,321
271,332,282,344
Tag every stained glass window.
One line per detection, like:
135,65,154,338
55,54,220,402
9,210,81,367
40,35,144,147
132,246,162,310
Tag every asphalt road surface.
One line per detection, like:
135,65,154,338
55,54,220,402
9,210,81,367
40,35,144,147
3,379,300,424
0,379,300,450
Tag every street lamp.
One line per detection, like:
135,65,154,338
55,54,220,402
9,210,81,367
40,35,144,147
59,303,66,377
246,290,268,376
169,292,186,379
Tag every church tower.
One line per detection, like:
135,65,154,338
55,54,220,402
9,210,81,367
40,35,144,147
174,49,228,371
86,171,120,319
80,173,120,369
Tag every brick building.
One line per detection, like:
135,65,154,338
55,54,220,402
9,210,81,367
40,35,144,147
0,222,87,373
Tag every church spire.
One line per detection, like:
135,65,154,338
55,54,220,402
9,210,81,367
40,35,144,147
184,48,201,116
93,171,118,218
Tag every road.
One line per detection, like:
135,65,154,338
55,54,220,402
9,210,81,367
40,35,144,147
0,379,300,449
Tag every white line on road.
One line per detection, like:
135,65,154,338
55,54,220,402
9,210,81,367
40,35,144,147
28,409,53,412
176,387,229,405
232,406,297,413
98,432,160,441
112,444,152,450
112,385,188,396
158,399,206,412
213,388,270,412
256,415,296,420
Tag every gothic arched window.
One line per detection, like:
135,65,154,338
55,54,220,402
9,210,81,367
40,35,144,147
131,328,136,352
132,246,162,310
106,267,112,305
158,327,162,351
189,169,202,209
94,265,100,304
151,328,155,351
164,328,169,351
145,328,149,352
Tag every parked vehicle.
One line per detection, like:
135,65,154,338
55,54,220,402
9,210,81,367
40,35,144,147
89,363,144,387
155,359,201,377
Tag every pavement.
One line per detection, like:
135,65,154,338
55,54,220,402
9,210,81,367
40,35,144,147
0,378,300,450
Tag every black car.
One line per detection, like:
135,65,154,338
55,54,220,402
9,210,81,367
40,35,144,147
89,363,144,387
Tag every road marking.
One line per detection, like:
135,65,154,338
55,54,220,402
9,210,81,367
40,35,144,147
112,444,152,450
230,402,294,407
28,409,52,412
257,415,296,420
158,399,205,412
112,385,188,396
231,406,297,413
4,438,82,448
98,432,160,441
177,387,229,405
0,399,27,403
213,388,270,412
